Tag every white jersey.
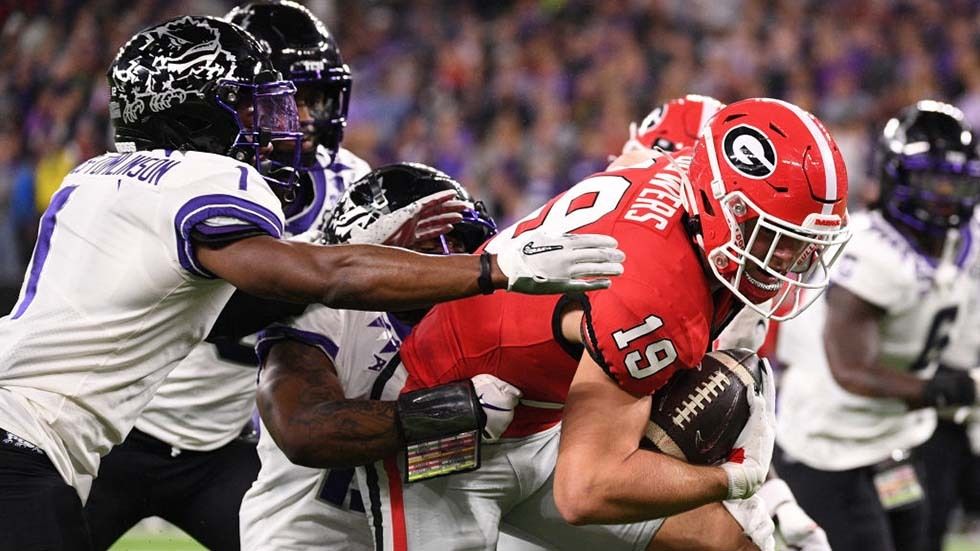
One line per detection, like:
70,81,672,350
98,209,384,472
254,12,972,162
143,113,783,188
0,149,284,500
239,306,411,551
776,210,980,470
939,211,980,370
135,147,369,451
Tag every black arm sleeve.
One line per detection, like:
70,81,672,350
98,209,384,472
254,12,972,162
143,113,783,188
205,290,310,343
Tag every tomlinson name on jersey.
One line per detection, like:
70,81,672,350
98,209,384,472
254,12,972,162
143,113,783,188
69,152,182,186
624,154,691,230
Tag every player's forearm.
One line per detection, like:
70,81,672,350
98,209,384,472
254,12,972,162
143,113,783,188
258,342,404,468
198,237,506,311
287,399,402,468
822,286,927,402
308,244,505,311
555,447,729,524
260,387,402,468
827,362,926,404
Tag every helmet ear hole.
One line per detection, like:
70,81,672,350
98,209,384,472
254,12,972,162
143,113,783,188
699,189,715,217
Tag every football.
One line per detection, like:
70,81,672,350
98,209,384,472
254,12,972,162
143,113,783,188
641,348,762,465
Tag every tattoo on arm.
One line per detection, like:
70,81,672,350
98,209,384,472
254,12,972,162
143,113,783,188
259,339,402,468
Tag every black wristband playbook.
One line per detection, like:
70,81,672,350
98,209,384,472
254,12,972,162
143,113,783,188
396,380,485,482
478,251,495,295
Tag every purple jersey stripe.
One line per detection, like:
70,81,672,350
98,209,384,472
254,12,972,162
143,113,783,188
12,186,78,319
285,161,352,236
255,325,340,366
956,224,973,268
174,194,285,278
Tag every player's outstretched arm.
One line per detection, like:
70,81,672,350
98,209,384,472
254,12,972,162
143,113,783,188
195,231,624,312
257,338,401,468
554,351,731,524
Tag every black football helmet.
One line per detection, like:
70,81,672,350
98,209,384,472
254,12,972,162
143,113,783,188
227,1,351,165
108,16,302,191
877,100,980,234
323,163,497,254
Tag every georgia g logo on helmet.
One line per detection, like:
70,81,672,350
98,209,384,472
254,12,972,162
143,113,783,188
638,104,667,136
722,125,777,179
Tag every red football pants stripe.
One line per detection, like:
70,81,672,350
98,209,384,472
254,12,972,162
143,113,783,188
384,457,407,551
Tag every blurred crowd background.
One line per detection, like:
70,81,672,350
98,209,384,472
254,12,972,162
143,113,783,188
1,0,980,289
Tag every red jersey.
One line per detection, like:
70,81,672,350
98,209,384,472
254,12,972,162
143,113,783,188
399,152,738,437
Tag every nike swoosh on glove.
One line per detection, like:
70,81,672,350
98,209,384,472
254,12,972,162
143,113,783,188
722,495,776,551
757,479,831,551
348,189,467,247
494,231,625,294
721,358,775,500
471,374,522,441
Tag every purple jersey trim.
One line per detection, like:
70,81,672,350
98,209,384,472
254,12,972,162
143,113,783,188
11,186,78,319
385,313,413,341
191,223,262,237
285,161,351,236
871,211,976,270
956,224,973,268
255,325,340,366
174,194,284,278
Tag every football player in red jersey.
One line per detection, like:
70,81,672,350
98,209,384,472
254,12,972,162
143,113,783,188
391,98,849,550
619,95,831,551
256,98,851,551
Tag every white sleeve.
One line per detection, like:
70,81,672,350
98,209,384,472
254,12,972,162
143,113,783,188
255,305,347,366
830,228,917,313
164,160,285,278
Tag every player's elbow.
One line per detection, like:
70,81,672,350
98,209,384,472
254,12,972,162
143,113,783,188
554,464,606,525
827,363,871,397
279,439,336,469
267,423,346,468
276,435,317,467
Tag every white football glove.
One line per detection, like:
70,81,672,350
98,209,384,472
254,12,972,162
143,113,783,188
471,374,522,441
757,479,831,551
722,495,776,551
348,189,467,247
494,231,625,294
721,358,776,500
714,303,770,352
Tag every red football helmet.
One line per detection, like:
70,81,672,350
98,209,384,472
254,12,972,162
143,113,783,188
623,94,725,154
680,98,851,320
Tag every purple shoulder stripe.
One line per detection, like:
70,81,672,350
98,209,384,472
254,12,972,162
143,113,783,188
174,194,284,278
255,325,340,366
285,167,329,235
11,186,78,319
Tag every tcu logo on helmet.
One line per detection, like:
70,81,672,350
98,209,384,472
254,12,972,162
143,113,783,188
722,125,777,179
321,181,390,244
111,17,240,123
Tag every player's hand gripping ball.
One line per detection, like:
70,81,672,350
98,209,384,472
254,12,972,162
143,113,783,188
642,348,762,465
